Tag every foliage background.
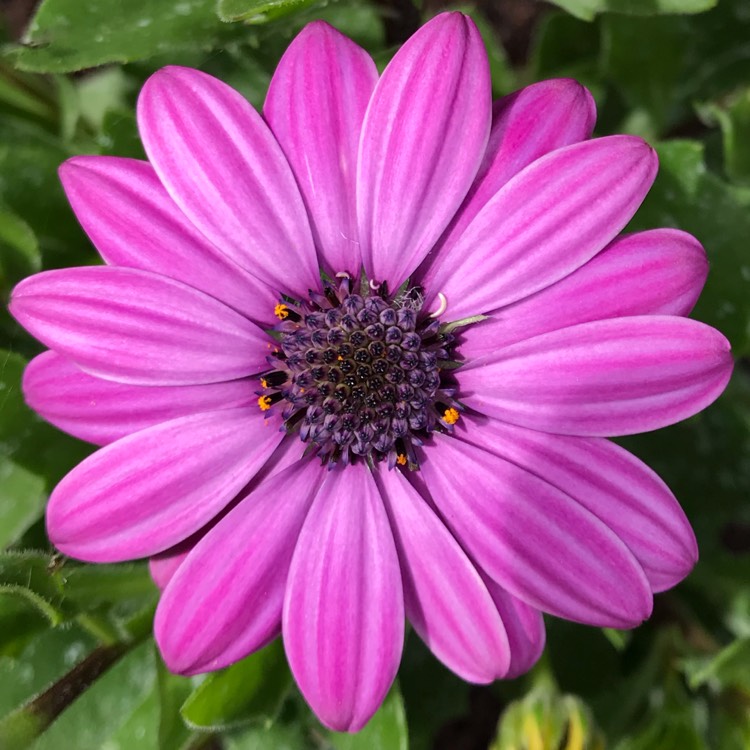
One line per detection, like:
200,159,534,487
1,0,750,747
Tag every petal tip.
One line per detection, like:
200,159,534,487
59,154,117,180
422,10,479,40
138,65,196,106
58,155,114,195
298,18,340,38
58,157,82,182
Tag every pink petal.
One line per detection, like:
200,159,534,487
422,78,595,285
283,463,403,732
420,435,653,628
466,420,697,592
264,22,377,276
376,466,510,682
458,316,733,436
149,435,308,589
357,12,491,289
149,534,200,590
459,229,708,355
137,66,319,298
483,579,545,678
10,266,269,386
24,351,256,445
421,136,658,321
156,458,325,675
59,156,276,324
46,407,284,562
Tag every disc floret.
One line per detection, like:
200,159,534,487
259,275,461,469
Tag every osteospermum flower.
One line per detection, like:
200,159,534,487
9,12,733,731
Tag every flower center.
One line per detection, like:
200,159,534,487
258,274,461,469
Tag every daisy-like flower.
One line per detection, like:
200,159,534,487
9,12,733,732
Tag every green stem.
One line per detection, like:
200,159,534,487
0,642,128,750
75,612,121,646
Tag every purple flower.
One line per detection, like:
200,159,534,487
9,12,733,732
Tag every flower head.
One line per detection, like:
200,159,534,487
9,12,733,732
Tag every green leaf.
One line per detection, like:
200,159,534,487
95,109,146,160
0,551,69,625
156,651,196,750
27,640,156,750
530,12,603,99
614,721,709,750
76,68,130,132
218,0,318,24
327,686,408,750
56,561,158,610
627,140,750,355
602,628,632,652
0,349,92,490
682,638,750,691
601,15,686,136
181,640,292,731
398,635,471,750
698,89,750,185
107,680,160,750
0,549,157,646
310,0,385,53
0,201,41,282
0,62,56,122
0,350,31,453
0,637,132,750
0,212,41,352
0,120,93,273
0,595,49,657
7,0,226,73
224,721,310,750
601,4,750,136
0,458,46,550
0,623,97,718
549,0,716,21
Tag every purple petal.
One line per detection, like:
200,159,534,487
264,22,377,276
10,266,270,386
458,316,733,436
24,351,256,445
283,463,403,732
421,136,658,320
137,66,319,298
466,420,697,592
156,458,325,675
422,79,595,286
376,466,510,682
59,156,276,324
459,229,708,356
149,534,200,590
483,579,545,678
149,435,309,590
357,12,491,288
420,435,653,628
46,407,284,562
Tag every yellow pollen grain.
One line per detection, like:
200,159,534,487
443,407,460,425
260,378,268,389
396,454,407,466
274,303,289,320
258,395,272,411
337,355,343,361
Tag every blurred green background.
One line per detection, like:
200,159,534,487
1,0,750,747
